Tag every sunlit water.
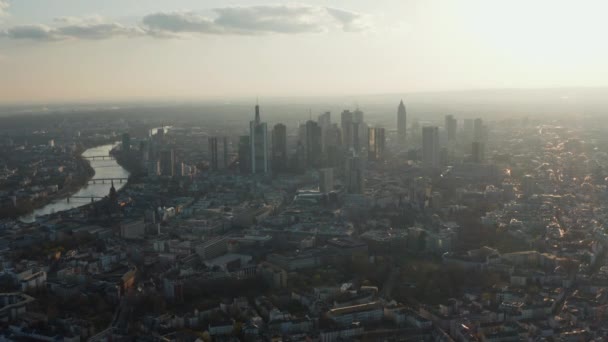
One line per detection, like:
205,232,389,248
19,143,130,222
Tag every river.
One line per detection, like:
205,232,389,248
20,143,130,223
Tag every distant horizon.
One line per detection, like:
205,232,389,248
2,1,607,103
2,85,608,108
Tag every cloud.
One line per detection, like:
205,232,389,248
142,12,220,37
325,7,371,32
142,4,370,36
5,24,60,41
3,17,144,41
1,4,371,42
0,0,9,18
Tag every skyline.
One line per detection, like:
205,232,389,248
1,0,608,103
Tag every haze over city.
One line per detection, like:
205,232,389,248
2,1,608,342
1,0,608,103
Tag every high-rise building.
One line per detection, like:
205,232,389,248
473,118,484,142
208,137,219,171
353,109,364,124
318,112,331,154
341,110,354,150
352,109,366,153
368,127,386,161
222,137,229,169
272,123,287,173
122,133,131,152
346,155,364,194
319,168,334,193
238,136,250,174
318,112,331,129
250,104,269,174
140,141,149,163
209,137,229,171
397,100,407,145
463,119,474,141
305,120,322,167
445,115,457,142
159,149,175,177
472,141,484,163
324,123,342,167
351,122,361,153
422,126,440,168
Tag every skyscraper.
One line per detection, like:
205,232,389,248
472,141,485,163
346,155,364,194
305,120,322,167
319,168,334,193
209,137,219,171
209,137,229,170
318,112,331,129
353,108,364,124
368,127,386,161
463,119,474,142
341,110,354,150
318,112,331,155
352,122,361,153
222,137,229,169
398,100,407,145
272,123,287,173
473,118,484,142
159,149,175,177
422,126,440,168
352,109,366,153
238,136,250,174
445,115,457,142
250,104,269,174
324,123,342,167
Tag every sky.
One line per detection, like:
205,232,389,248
0,0,607,103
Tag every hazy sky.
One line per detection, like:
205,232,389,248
0,0,607,103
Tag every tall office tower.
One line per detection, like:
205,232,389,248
122,133,131,152
222,137,229,169
305,120,322,167
445,115,457,142
422,126,440,168
159,149,175,177
397,100,407,145
324,123,342,167
473,118,484,142
250,104,269,174
140,141,149,163
318,112,331,129
271,123,287,173
318,112,331,154
472,141,485,163
353,108,364,124
208,137,219,171
352,122,361,153
341,110,354,149
353,109,366,153
368,127,386,161
238,135,250,174
463,119,474,141
319,168,334,193
345,155,364,194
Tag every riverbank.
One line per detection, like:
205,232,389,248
18,143,130,222
1,148,96,220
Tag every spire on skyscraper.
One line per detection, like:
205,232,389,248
255,99,260,124
397,99,407,145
